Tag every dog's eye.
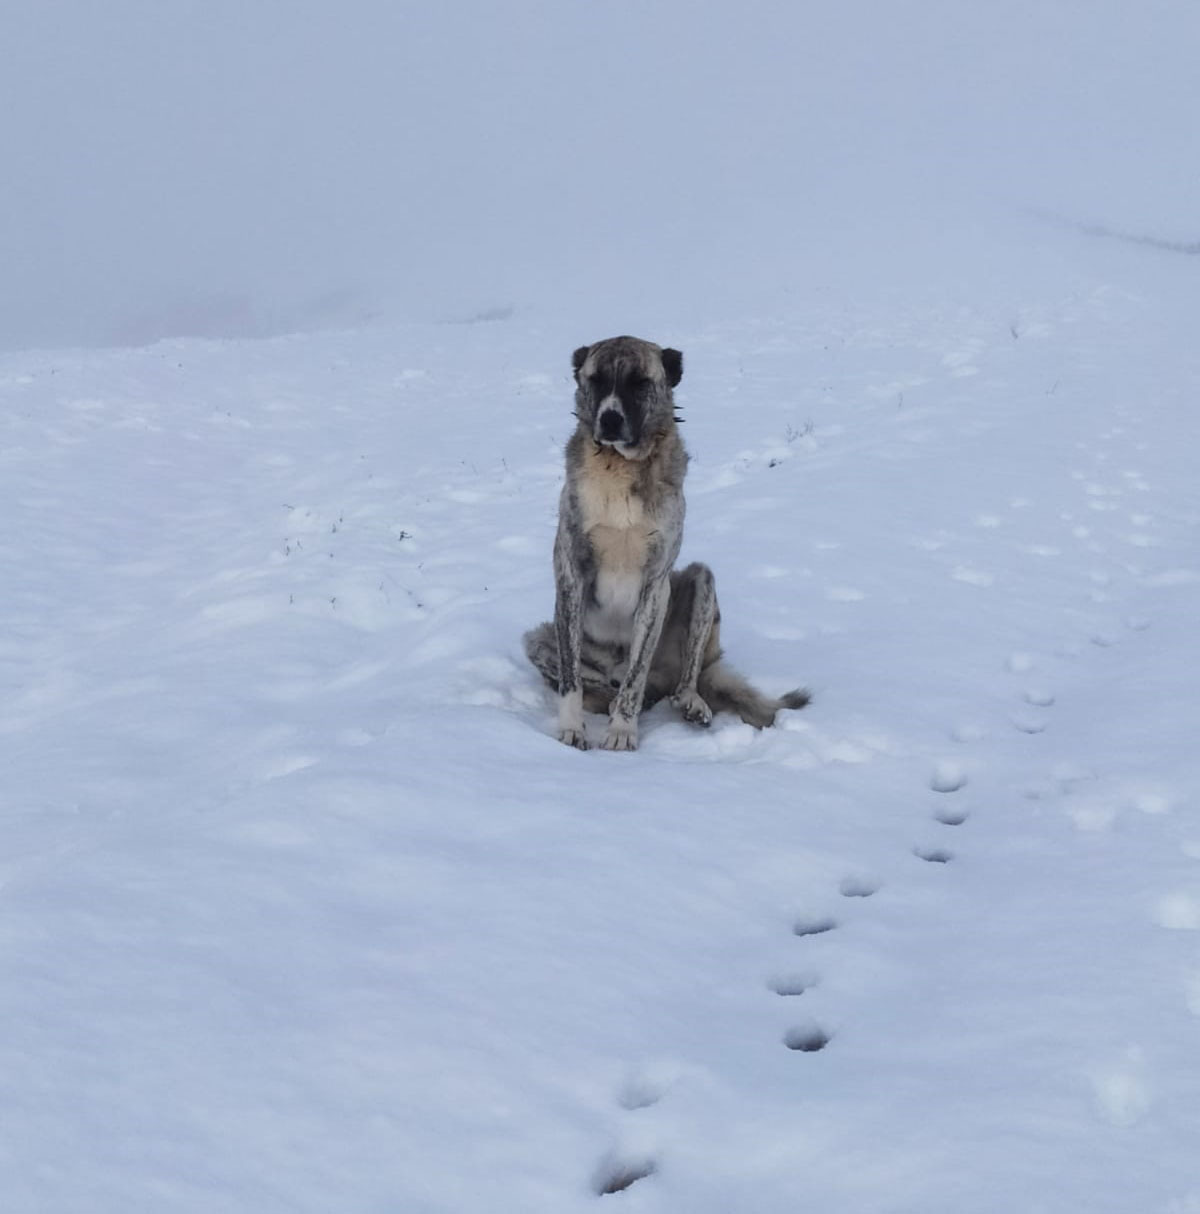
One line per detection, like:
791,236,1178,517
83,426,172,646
627,376,651,393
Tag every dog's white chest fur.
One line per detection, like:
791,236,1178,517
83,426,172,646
576,455,646,532
577,453,651,637
592,558,643,629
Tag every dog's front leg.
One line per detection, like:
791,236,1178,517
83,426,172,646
553,536,588,749
603,574,670,752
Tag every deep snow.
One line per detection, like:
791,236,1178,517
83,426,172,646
2,211,1198,1211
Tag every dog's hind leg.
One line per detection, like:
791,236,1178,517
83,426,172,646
523,622,559,689
661,565,809,729
667,562,719,727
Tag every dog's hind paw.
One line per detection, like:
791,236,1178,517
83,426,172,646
558,727,589,750
671,688,713,727
601,721,638,751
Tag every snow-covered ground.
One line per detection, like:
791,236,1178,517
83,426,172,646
2,214,1198,1211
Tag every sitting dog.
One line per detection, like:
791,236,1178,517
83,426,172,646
524,335,808,751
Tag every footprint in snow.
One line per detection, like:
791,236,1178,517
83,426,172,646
793,915,838,938
1023,688,1056,708
616,1067,670,1112
930,760,968,793
1013,717,1048,736
768,972,818,997
783,1022,833,1052
914,845,954,864
593,1153,656,1196
839,875,882,898
594,1069,672,1197
933,807,969,826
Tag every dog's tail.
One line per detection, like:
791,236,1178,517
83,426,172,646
698,661,810,729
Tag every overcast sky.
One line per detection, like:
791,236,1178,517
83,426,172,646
2,1,1197,351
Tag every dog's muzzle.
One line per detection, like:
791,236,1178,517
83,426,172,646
597,408,625,443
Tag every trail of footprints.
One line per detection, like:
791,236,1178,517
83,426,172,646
778,777,967,1059
589,785,967,1195
765,575,1148,1086
589,439,1180,1195
588,700,981,1196
591,1078,664,1197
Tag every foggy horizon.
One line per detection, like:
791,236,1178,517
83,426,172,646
3,1,1197,351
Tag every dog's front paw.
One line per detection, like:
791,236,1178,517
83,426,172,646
601,720,638,751
671,688,713,727
558,727,589,750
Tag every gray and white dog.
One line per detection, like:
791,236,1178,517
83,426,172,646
524,335,808,751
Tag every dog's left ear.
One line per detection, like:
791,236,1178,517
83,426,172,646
571,345,590,381
661,347,683,388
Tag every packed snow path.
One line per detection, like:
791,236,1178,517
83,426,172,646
2,241,1198,1211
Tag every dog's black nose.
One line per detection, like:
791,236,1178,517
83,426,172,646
598,409,624,441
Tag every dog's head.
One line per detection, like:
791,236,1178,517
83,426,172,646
572,336,683,458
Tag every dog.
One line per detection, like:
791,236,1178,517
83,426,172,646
524,335,808,751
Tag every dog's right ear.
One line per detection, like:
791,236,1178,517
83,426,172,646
572,345,590,381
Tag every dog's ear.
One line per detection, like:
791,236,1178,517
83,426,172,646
571,345,590,381
661,347,683,388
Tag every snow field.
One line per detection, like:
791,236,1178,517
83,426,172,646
1,234,1199,1210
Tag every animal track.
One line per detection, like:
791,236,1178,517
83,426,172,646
930,761,968,793
783,1023,832,1052
1023,688,1056,708
839,876,881,898
768,973,817,997
597,1073,667,1196
616,1077,664,1112
593,1154,656,1196
793,915,838,937
933,807,969,826
914,846,954,864
1011,711,1048,734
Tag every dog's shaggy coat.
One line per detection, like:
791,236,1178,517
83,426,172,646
525,336,808,750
